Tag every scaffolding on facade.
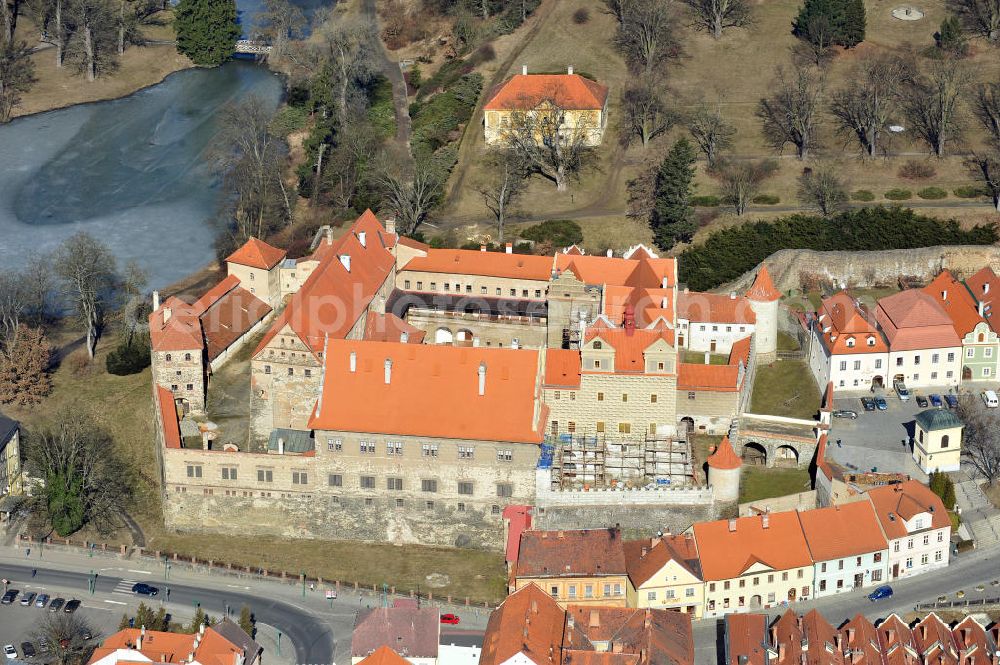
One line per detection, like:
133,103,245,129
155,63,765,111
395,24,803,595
544,431,695,490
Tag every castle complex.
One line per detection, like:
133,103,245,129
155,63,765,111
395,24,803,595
149,211,781,548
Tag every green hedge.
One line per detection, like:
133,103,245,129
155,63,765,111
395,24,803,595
691,195,721,207
678,207,998,291
851,190,875,201
954,185,990,198
918,186,948,200
521,219,584,246
884,188,912,200
752,194,780,205
106,342,151,376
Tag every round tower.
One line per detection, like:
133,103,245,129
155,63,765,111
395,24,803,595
746,264,781,363
707,436,742,503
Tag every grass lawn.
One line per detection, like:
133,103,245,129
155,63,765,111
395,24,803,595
776,332,800,352
681,350,730,365
739,466,813,504
750,360,822,420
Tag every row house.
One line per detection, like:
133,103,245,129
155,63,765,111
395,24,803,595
807,291,889,391
624,533,705,617
925,271,1000,382
798,501,889,597
875,289,963,389
867,480,952,580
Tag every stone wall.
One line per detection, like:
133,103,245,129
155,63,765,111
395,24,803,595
545,371,680,438
738,490,817,516
533,503,718,540
406,308,548,348
152,349,204,414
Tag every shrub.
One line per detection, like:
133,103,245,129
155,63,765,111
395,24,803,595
521,219,584,246
884,188,912,200
752,194,780,205
410,73,483,155
471,44,496,64
851,189,875,201
899,160,936,180
918,186,948,200
269,106,308,137
572,7,590,23
367,76,397,139
106,341,151,376
691,195,721,207
954,185,990,198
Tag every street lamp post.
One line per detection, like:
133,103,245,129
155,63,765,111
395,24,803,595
301,572,306,598
276,631,282,656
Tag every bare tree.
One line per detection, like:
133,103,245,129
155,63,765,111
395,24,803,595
718,158,778,214
65,0,118,81
114,0,159,56
602,0,628,24
615,0,681,74
957,395,1000,486
683,0,751,38
797,166,848,215
966,151,1000,211
376,153,445,236
950,0,1000,41
758,65,824,159
313,18,377,125
1,0,17,44
829,56,909,158
0,270,27,351
686,100,735,166
113,260,148,348
792,13,834,67
21,252,56,325
252,0,305,62
902,59,970,157
621,77,674,148
31,605,99,665
477,150,528,243
322,117,378,211
973,82,1000,147
53,232,118,360
500,98,593,191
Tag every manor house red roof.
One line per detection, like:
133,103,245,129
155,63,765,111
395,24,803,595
484,73,609,111
225,237,287,270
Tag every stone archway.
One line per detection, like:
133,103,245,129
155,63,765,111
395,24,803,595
680,417,695,435
872,375,884,389
774,445,799,467
742,442,767,465
750,594,762,609
435,327,454,345
455,329,475,347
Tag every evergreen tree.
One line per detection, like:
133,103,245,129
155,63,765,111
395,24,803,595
188,607,207,633
174,0,239,67
238,605,255,639
937,15,967,55
942,476,956,509
650,137,697,248
793,0,866,49
840,0,866,46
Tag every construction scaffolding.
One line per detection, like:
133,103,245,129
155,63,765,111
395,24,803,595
544,432,695,490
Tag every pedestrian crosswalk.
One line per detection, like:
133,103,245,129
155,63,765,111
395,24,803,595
113,579,137,596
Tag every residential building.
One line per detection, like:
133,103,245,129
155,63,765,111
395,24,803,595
483,67,609,147
723,614,771,665
924,271,999,382
478,583,566,665
357,647,414,665
624,533,704,617
839,614,884,665
876,614,920,665
87,620,261,665
224,236,287,308
676,290,756,355
951,615,998,665
0,413,21,498
693,512,815,617
797,502,889,597
875,290,962,389
911,613,959,665
964,267,1000,334
677,335,755,435
912,409,964,473
807,291,889,391
866,480,951,580
513,528,630,607
351,605,440,665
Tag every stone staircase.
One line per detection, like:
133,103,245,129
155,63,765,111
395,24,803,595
956,477,1000,548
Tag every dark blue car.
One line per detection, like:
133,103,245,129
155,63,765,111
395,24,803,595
131,583,159,596
944,394,959,409
868,585,893,601
930,394,943,407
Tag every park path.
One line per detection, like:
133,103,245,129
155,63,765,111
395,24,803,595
362,0,413,174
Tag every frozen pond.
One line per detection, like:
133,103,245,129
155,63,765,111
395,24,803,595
0,60,284,289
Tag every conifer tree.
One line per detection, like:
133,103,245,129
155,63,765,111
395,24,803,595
650,137,697,248
793,0,866,50
174,0,239,66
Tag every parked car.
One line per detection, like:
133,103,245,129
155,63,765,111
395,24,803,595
20,592,36,607
861,397,876,411
945,394,959,409
20,643,35,659
983,390,999,408
868,585,894,601
916,395,929,408
875,396,888,410
894,381,910,400
48,598,65,612
64,599,81,613
440,613,461,625
131,583,159,597
3,645,16,660
832,409,858,419
1,590,18,605
35,594,49,608
930,394,943,408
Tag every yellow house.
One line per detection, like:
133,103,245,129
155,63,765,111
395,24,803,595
0,414,22,498
624,535,705,618
483,67,609,147
912,408,963,473
513,528,631,607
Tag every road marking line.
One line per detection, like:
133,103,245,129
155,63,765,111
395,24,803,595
226,585,250,590
127,570,151,575
104,600,127,605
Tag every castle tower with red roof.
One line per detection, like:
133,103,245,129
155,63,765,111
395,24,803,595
706,436,741,502
745,264,781,362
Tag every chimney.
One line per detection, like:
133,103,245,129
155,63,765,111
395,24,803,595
137,626,144,651
339,254,351,272
478,361,487,396
567,614,575,629
589,610,600,628
728,518,737,532
384,358,392,384
506,242,513,254
662,277,668,288
762,512,770,529
358,231,367,248
942,290,948,300
847,628,855,643
730,291,737,299
704,351,710,365
480,244,487,252
522,64,528,75
163,307,172,323
385,218,396,235
568,65,574,75
350,351,357,373
325,226,334,245
152,291,160,311
400,332,409,343
980,301,985,316
188,654,194,663
277,438,284,455
606,249,613,258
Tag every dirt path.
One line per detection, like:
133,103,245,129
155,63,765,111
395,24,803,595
362,0,413,173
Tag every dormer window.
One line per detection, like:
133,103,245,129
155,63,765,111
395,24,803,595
593,341,602,349
867,336,876,346
846,337,855,347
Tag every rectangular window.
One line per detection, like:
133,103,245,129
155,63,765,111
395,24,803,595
897,357,904,366
872,569,882,582
551,420,559,435
914,355,921,365
387,477,403,491
292,471,308,485
921,553,928,565
430,282,436,290
875,359,883,369
597,392,604,401
496,288,501,296
480,286,487,295
221,467,237,480
647,591,656,601
360,475,375,489
497,449,513,462
819,580,827,591
622,393,628,402
328,474,342,487
422,443,439,457
327,437,342,451
456,502,465,511
596,422,605,433
458,446,475,459
932,353,939,363
497,483,513,497
458,481,474,495
364,497,374,507
651,394,658,404
264,365,271,374
421,479,438,492
948,352,955,362
840,361,847,371
985,367,993,377
618,423,631,434
396,498,405,508
425,501,434,510
967,347,975,358
854,360,861,370
568,586,576,598
686,587,695,597
986,347,994,358
666,589,675,599
257,469,273,483
386,441,403,456
404,280,411,289
360,440,376,455
584,585,593,598
304,369,311,378
287,367,294,376
935,550,943,561
186,465,202,478
688,392,696,400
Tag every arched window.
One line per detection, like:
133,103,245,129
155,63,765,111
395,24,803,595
165,354,172,362
941,434,950,448
184,353,192,362
593,341,603,349
978,333,985,343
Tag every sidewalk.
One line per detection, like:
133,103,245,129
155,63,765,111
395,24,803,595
953,471,1000,548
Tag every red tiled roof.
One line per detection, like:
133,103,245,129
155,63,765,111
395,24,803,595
554,253,676,289
677,364,740,392
798,501,887,561
225,237,286,270
199,282,271,362
877,615,920,665
839,615,883,665
363,311,426,344
355,647,411,665
484,73,609,111
351,607,440,659
516,528,628,578
771,610,804,665
149,297,203,352
800,610,842,665
156,385,181,449
545,349,582,387
677,292,756,325
965,267,1000,333
479,584,565,665
603,286,675,329
724,614,769,665
866,480,951,540
692,512,813,581
923,271,987,338
876,290,961,351
816,292,888,355
89,623,252,665
584,325,675,373
706,436,742,470
746,265,781,302
562,606,694,665
951,616,993,665
401,249,553,282
308,340,544,444
503,505,533,565
624,534,701,587
912,614,958,665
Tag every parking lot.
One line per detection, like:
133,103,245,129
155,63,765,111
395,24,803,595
0,588,120,662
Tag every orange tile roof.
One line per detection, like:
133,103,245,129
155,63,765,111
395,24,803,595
225,237,287,270
545,349,582,387
624,534,701,587
156,385,182,449
355,647,412,665
479,583,566,665
308,340,544,444
839,614,883,665
876,290,961,351
603,286,675,329
677,364,740,392
877,615,920,665
730,335,752,366
401,248,553,282
362,311,425,344
253,210,395,356
923,271,986,338
516,528,628,578
198,282,271,361
965,267,1000,333
562,606,694,665
771,610,804,665
692,512,813,581
149,297,203,352
351,606,440,659
484,73,609,111
554,253,676,290
677,292,756,325
951,617,993,665
706,436,742,470
912,614,958,665
724,614,769,665
800,610,843,665
816,292,888,355
89,624,251,665
584,325,675,373
866,480,950,540
798,501,887,561
746,265,781,302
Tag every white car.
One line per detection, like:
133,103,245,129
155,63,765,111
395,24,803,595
3,645,17,660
